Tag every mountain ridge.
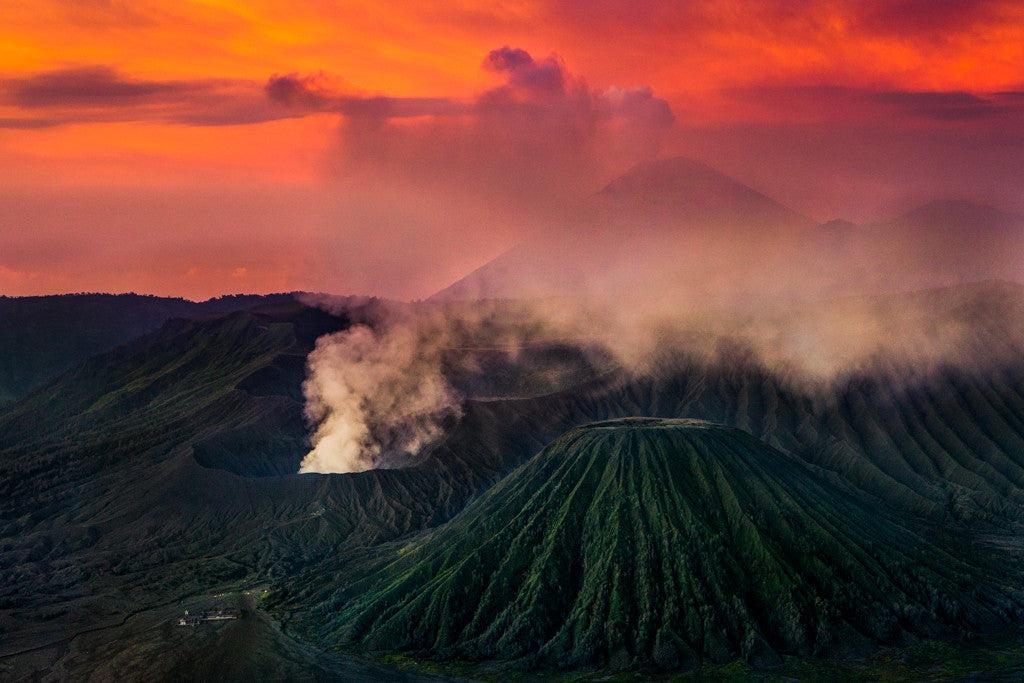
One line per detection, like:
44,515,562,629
324,418,1023,671
0,292,302,405
593,157,814,229
4,282,1024,678
430,156,813,302
432,159,1024,302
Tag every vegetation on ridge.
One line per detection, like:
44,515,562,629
322,418,1023,672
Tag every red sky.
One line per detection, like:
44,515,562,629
2,0,1024,299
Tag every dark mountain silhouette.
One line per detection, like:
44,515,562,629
434,162,1024,305
896,200,1015,231
879,200,1024,285
431,157,813,303
799,201,1024,295
592,157,813,230
813,218,859,246
3,283,1024,678
0,300,473,679
0,292,299,405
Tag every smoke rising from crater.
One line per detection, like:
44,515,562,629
299,307,463,474
296,155,1024,475
298,274,1024,475
297,296,626,474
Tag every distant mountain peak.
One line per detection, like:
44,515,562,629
598,157,735,197
594,157,811,228
897,199,1010,228
820,218,858,230
430,157,815,301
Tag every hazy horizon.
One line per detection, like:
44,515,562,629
3,1,1024,300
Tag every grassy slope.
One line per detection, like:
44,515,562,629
0,301,499,680
0,292,297,405
3,284,1024,678
324,419,1023,672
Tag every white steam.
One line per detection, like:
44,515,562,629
299,320,460,474
298,281,1024,474
296,297,626,475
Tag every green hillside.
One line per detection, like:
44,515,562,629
3,284,1024,679
0,292,298,405
326,418,1023,672
0,300,475,680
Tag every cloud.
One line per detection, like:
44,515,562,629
264,72,332,109
602,85,675,128
269,47,674,207
482,46,534,73
300,306,463,474
265,72,470,120
0,118,64,129
720,84,1024,126
853,0,1006,36
548,0,1014,41
872,90,1005,121
3,65,181,106
0,265,38,282
482,46,567,97
0,65,301,127
477,47,673,128
298,272,1024,476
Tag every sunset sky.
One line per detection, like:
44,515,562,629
2,0,1024,299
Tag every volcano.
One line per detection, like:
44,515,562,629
328,418,1021,671
430,157,813,303
592,157,813,230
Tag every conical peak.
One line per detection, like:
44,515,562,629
599,157,736,195
330,415,1019,671
593,156,812,229
549,417,759,472
579,416,717,431
557,417,740,467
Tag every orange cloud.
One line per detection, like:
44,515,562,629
1,1,1024,298
0,265,37,281
4,1,1021,92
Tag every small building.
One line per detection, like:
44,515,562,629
176,608,239,626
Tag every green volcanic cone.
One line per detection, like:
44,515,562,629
325,418,1020,671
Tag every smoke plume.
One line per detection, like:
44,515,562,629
295,155,1024,475
297,296,629,474
299,310,462,474
297,276,1024,475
